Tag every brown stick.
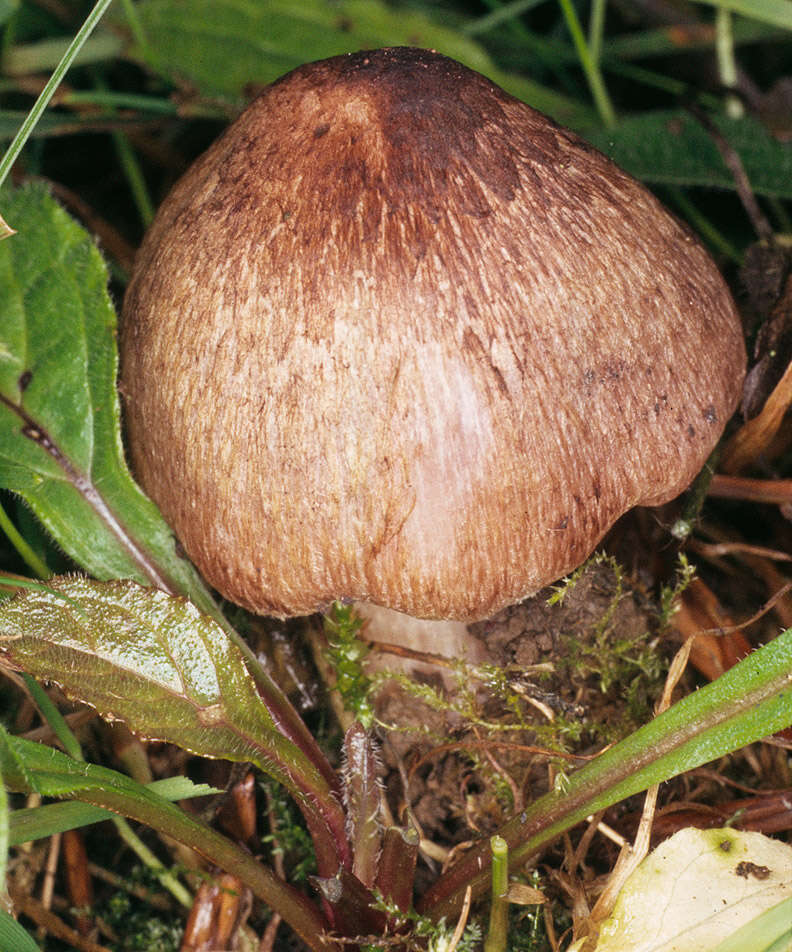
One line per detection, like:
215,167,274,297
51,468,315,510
709,474,792,505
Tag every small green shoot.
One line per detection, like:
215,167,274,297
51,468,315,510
659,554,697,628
324,602,375,727
363,894,483,952
484,835,510,952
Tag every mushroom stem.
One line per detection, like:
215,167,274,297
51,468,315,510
355,603,490,677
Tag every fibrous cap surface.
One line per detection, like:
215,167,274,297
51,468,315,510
121,47,746,620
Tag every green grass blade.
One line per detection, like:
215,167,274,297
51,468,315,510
0,728,330,949
711,897,792,952
9,778,219,845
421,629,792,919
0,0,116,193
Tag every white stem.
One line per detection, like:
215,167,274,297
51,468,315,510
354,603,490,677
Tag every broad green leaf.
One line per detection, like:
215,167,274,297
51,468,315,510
9,777,220,845
129,0,593,126
0,727,329,949
0,576,330,802
586,111,792,198
0,576,349,874
0,183,219,616
0,911,39,952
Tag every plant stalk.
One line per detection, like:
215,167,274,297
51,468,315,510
484,836,509,952
0,0,116,192
557,0,616,128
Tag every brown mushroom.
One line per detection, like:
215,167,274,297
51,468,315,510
120,48,745,655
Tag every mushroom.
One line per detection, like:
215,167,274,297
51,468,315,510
120,47,745,664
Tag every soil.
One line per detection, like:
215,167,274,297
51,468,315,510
371,559,664,853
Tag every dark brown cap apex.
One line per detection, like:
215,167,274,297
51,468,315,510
121,48,746,621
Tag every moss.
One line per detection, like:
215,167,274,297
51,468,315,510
98,876,183,952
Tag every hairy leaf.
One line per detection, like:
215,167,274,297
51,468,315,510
0,576,327,795
0,574,350,874
0,183,220,614
342,723,382,888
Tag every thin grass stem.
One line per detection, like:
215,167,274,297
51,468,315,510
23,670,194,907
0,500,50,578
112,130,154,227
716,8,744,117
22,674,83,762
112,816,193,908
557,0,616,127
464,0,545,35
667,186,743,263
588,0,608,64
116,0,152,61
62,90,178,114
0,0,115,192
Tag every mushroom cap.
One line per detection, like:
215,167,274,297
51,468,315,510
121,47,745,621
